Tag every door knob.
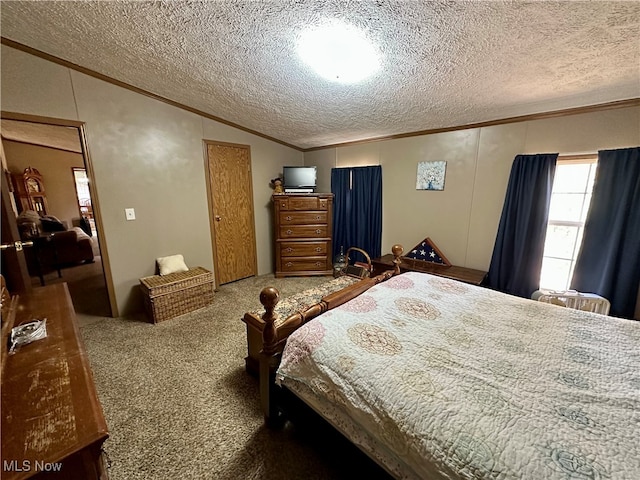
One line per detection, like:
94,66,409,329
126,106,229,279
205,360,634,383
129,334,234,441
215,215,222,222
0,240,34,252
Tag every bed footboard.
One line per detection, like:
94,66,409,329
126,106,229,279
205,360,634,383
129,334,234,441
257,244,403,424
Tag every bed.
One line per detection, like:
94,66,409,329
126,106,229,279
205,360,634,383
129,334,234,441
249,245,640,479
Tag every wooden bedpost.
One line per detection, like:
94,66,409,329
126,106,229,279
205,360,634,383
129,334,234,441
258,286,281,425
260,286,279,354
391,244,403,274
255,245,404,427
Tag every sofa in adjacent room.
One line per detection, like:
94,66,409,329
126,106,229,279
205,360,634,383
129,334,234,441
51,228,95,265
16,211,95,279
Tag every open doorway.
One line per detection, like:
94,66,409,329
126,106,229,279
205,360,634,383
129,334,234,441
1,113,115,317
72,167,97,237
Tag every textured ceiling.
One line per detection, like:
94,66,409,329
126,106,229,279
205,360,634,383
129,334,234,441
1,120,82,153
1,1,639,150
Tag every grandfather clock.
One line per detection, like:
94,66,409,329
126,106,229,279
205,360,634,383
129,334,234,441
12,166,48,215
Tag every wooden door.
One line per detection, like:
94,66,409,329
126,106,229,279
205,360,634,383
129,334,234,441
206,142,257,285
1,169,31,293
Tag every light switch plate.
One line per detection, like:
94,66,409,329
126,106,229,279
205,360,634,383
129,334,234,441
125,208,136,221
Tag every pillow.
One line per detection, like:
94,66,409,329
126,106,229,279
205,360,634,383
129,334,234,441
156,254,189,276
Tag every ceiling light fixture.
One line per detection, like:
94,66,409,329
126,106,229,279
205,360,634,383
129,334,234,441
297,21,380,84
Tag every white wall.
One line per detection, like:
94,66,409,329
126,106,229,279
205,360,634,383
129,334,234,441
307,107,640,272
1,45,303,316
304,149,335,194
4,44,638,315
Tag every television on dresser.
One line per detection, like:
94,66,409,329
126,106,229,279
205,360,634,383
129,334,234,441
282,166,317,193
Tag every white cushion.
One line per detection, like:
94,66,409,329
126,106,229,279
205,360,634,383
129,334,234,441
156,254,189,276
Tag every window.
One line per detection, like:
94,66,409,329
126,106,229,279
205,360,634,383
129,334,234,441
539,156,597,291
72,167,96,236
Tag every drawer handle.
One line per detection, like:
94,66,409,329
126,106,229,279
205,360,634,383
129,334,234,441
286,229,293,235
315,262,322,267
316,215,321,220
285,215,292,221
315,247,322,252
285,247,293,253
286,262,293,267
281,203,286,207
315,229,321,234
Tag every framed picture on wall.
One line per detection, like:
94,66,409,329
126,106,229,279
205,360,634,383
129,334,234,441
416,161,446,191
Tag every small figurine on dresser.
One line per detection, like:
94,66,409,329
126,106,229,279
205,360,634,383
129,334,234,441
270,176,284,194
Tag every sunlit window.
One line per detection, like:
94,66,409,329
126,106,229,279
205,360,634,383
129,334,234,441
72,168,90,201
539,156,597,291
72,167,96,236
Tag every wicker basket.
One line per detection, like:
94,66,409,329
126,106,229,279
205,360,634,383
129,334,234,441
139,267,214,323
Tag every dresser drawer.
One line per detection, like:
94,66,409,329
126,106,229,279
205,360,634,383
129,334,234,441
280,225,329,239
281,257,328,272
279,196,329,211
280,211,328,225
280,241,328,257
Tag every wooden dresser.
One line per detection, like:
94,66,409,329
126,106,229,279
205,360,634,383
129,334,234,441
1,283,109,480
273,193,334,277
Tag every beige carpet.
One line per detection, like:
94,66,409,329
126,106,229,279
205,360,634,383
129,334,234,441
31,254,111,317
78,274,392,480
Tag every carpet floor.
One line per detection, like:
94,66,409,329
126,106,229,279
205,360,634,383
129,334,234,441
77,274,393,480
31,255,111,317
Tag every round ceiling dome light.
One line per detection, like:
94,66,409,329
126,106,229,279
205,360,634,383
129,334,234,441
297,22,380,84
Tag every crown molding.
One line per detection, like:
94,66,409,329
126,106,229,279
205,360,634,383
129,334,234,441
1,37,303,151
302,98,640,152
3,37,638,153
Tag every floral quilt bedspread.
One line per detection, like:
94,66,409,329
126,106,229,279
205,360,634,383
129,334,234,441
276,272,640,480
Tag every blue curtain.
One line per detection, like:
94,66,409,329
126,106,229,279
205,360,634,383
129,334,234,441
331,168,351,261
486,154,558,298
571,147,640,319
331,166,382,263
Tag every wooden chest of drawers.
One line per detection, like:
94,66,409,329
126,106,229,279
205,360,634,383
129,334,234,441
1,283,109,480
273,193,333,277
